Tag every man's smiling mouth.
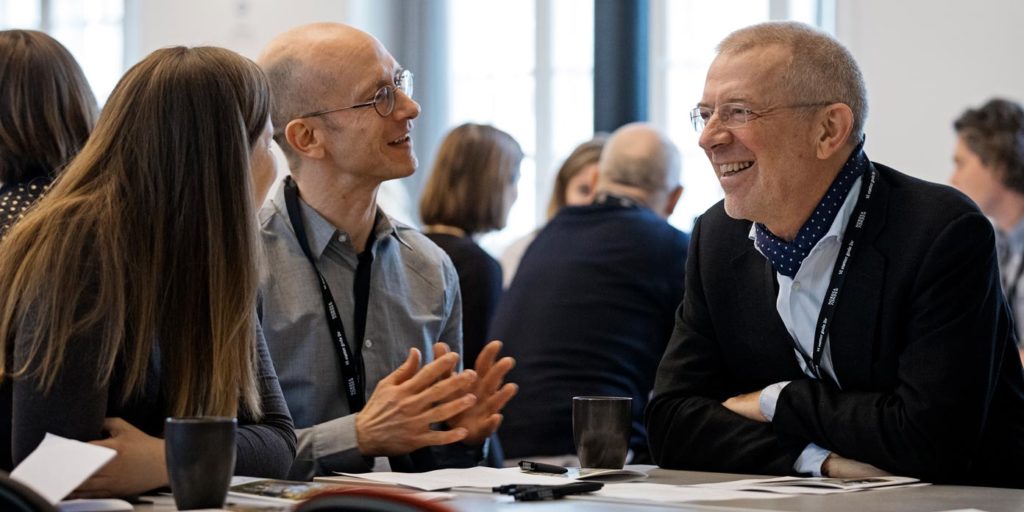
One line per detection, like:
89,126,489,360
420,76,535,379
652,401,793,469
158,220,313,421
719,161,753,176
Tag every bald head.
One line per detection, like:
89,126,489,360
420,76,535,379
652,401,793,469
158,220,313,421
597,123,682,216
258,23,387,168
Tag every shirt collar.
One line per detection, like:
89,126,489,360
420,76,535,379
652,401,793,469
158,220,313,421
593,192,643,209
271,178,408,258
1004,217,1024,251
750,142,869,277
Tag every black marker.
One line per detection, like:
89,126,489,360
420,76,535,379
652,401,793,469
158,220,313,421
492,484,540,494
518,460,568,474
513,481,604,501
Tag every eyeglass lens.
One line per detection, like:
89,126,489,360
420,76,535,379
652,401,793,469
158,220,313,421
691,107,711,132
398,69,414,99
372,70,414,117
372,87,393,117
690,105,750,132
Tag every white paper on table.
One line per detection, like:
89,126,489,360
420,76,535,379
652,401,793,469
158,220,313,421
227,476,455,505
593,482,795,503
56,499,134,511
10,433,117,504
573,467,649,482
698,475,922,495
330,466,574,491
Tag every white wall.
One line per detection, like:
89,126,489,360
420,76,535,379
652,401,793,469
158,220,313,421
835,0,1024,185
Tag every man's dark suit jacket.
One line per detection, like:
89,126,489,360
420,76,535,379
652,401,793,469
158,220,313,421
494,201,688,460
646,162,1024,488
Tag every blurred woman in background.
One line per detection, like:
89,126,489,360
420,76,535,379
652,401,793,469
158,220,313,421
420,123,522,368
0,45,294,497
499,136,605,287
0,29,98,236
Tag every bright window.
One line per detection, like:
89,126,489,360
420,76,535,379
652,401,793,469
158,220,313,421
0,0,40,27
0,0,125,103
447,0,594,254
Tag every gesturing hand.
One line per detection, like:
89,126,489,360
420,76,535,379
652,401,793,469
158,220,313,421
355,348,479,457
71,418,169,499
437,340,518,445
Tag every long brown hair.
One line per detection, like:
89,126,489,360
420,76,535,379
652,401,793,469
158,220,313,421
546,136,606,219
0,46,270,418
0,29,98,183
419,123,522,235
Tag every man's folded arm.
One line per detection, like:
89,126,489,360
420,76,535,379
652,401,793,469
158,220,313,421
646,320,803,474
772,211,1007,480
647,216,802,475
759,381,830,476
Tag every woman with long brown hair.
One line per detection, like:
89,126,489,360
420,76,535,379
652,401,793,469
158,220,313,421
420,123,522,367
0,29,98,236
0,46,294,496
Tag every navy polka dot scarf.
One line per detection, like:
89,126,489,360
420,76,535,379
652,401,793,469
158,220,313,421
755,143,868,278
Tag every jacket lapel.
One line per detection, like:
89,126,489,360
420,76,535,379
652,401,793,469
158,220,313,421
730,240,806,380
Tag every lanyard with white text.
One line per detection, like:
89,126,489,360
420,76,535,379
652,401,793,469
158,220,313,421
799,168,877,380
282,176,366,411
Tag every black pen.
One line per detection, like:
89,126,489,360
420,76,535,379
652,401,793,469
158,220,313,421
492,484,541,494
519,460,569,474
514,481,604,501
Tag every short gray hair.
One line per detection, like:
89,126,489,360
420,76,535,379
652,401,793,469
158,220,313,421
718,21,867,144
600,123,681,193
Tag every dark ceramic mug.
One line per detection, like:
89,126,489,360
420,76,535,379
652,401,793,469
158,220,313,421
572,396,631,469
165,417,237,510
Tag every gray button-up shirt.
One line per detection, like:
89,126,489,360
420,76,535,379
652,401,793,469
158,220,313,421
997,218,1024,347
259,182,463,479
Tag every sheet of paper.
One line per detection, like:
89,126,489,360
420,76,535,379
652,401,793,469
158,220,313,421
699,475,922,495
331,466,574,491
228,477,455,505
593,482,795,503
574,467,649,482
57,499,134,511
10,433,117,504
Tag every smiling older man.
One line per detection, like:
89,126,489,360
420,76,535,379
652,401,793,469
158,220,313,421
646,21,1024,488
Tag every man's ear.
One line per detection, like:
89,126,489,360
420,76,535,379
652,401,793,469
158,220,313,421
588,165,601,192
284,119,326,160
663,185,684,217
815,103,855,160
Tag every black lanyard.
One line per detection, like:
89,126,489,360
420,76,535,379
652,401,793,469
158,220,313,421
795,168,877,381
282,177,366,411
594,192,641,209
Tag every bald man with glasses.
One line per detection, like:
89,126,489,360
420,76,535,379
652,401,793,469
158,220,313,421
256,23,516,480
